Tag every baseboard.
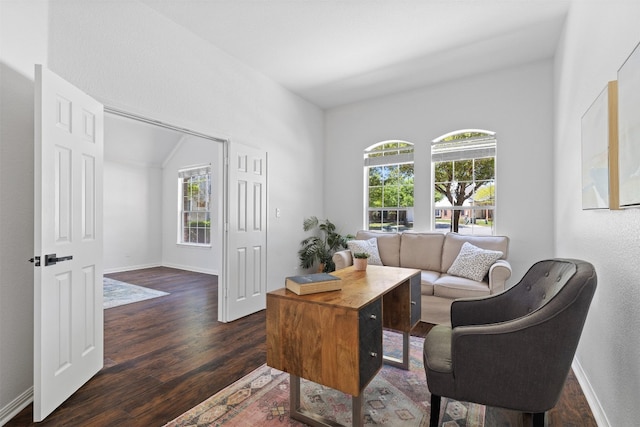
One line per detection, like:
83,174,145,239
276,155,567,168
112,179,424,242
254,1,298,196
161,262,217,276
572,358,610,426
104,263,217,276
103,262,162,274
0,387,32,427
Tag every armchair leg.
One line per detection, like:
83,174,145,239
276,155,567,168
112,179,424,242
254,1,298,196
430,394,441,427
532,412,545,427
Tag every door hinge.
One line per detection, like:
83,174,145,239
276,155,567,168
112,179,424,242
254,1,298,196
29,256,41,267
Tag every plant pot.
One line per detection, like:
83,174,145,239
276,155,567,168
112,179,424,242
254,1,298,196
353,258,368,271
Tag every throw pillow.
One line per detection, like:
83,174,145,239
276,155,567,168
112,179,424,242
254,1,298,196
447,242,503,282
347,238,383,266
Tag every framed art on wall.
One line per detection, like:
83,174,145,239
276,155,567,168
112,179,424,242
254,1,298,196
581,81,619,210
618,41,640,207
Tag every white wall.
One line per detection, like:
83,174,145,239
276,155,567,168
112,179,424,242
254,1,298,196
554,2,640,425
0,0,49,422
45,0,324,279
104,134,223,275
325,60,556,284
161,136,222,275
6,1,637,425
0,0,324,421
103,161,163,272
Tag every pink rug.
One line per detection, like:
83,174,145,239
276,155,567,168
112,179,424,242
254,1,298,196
164,331,485,426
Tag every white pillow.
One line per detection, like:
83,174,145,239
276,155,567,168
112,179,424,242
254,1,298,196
447,242,503,281
347,238,383,266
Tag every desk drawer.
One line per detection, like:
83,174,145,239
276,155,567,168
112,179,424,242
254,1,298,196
359,298,382,336
410,273,421,326
359,299,382,389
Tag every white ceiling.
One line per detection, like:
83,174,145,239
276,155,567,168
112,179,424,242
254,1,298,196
104,113,185,167
141,0,571,109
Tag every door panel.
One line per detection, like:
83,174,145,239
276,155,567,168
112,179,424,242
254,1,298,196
221,142,267,322
34,65,104,421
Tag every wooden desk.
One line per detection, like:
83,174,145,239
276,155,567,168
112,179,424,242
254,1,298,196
266,265,421,427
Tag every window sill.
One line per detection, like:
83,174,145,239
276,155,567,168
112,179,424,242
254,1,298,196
176,243,212,249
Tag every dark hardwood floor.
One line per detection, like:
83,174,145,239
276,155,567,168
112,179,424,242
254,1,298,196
7,267,596,426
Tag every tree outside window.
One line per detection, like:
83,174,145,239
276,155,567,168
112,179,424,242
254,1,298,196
432,131,496,235
365,141,414,232
179,165,212,245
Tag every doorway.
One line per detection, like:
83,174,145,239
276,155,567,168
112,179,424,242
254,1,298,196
32,66,266,422
103,108,269,323
103,110,225,279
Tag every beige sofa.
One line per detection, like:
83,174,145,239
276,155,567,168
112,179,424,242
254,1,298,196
333,230,511,325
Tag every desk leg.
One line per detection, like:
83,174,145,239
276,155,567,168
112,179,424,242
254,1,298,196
352,394,363,427
382,330,410,370
289,374,363,427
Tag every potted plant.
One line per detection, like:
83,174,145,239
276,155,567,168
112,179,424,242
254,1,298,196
298,216,351,273
353,252,370,271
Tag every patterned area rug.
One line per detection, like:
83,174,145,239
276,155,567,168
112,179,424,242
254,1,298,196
164,331,485,427
103,277,169,309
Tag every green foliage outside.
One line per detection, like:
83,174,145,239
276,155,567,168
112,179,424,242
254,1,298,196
187,182,201,198
441,131,487,141
188,220,211,228
434,157,495,232
368,163,414,208
473,183,495,204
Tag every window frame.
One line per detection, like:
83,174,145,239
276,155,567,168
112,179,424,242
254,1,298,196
178,164,212,247
364,141,414,233
431,130,497,236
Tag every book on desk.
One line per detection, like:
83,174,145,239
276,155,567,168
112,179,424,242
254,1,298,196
285,273,342,295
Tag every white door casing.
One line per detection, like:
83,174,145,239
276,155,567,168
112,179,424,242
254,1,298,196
33,65,104,421
221,142,267,322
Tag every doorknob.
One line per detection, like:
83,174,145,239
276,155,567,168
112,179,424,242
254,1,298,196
44,253,73,266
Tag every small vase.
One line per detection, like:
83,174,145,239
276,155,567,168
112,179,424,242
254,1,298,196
354,258,368,271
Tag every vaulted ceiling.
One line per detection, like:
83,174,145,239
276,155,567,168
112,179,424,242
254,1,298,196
106,1,571,162
104,113,184,167
141,0,571,109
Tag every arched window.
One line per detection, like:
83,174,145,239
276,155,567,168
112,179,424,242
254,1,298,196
364,141,414,232
432,130,496,235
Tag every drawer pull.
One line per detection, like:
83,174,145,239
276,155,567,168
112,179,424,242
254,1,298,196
370,314,377,320
370,352,378,357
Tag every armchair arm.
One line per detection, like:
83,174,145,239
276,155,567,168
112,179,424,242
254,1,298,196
332,249,353,271
450,293,507,328
451,261,513,328
488,259,511,294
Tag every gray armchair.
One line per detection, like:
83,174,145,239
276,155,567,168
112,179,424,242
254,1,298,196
423,258,597,427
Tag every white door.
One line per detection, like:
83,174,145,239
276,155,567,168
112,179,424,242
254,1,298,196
220,142,267,322
33,65,104,421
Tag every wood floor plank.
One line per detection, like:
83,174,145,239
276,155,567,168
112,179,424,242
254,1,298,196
6,267,597,426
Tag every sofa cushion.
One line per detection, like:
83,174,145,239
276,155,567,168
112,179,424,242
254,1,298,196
420,270,441,296
447,242,503,281
441,232,509,273
420,270,441,286
433,275,491,299
346,238,383,265
399,232,445,271
355,230,401,266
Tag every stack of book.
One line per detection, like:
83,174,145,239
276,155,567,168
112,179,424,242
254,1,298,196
285,273,342,295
